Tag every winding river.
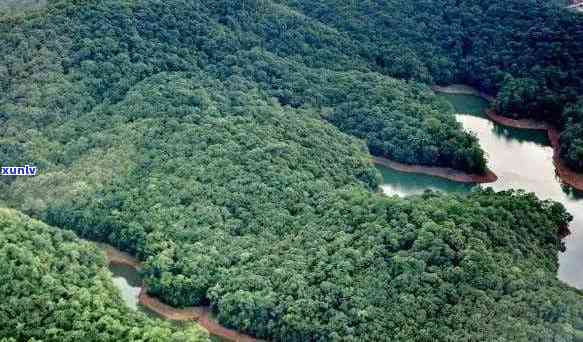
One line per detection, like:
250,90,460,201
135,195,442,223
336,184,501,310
105,90,583,342
104,247,255,342
379,91,583,288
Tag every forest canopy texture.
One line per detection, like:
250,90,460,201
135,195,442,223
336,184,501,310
277,0,583,171
0,208,210,342
1,0,583,341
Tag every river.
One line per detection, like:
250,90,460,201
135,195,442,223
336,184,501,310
107,91,582,340
107,256,236,342
110,262,142,311
378,92,583,288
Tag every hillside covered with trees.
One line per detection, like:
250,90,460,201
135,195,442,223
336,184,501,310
0,0,488,174
1,0,583,341
0,208,210,342
278,0,583,171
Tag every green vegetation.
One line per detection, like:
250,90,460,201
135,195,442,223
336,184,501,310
0,208,210,342
1,0,583,341
561,99,583,171
0,0,486,174
208,189,582,341
0,0,45,13
277,0,583,171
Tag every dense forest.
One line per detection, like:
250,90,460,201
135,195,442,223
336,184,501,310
1,0,583,341
0,208,210,342
0,0,487,174
277,0,583,171
0,0,46,12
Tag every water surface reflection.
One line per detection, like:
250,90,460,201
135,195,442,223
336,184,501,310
379,93,583,288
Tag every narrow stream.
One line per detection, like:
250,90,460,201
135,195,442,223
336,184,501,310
107,259,231,342
378,92,583,288
109,263,142,311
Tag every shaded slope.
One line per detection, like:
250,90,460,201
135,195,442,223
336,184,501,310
278,0,583,173
0,0,487,173
0,1,582,341
0,208,210,342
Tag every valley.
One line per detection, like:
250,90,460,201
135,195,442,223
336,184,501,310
2,0,583,341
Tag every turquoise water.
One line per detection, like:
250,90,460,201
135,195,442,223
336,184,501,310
108,92,583,301
109,262,142,310
106,252,226,340
375,165,475,196
378,92,583,288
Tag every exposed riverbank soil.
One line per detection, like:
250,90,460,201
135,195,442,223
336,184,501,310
138,290,263,342
138,289,200,321
102,245,264,342
485,110,550,131
101,243,141,269
486,111,583,192
433,84,583,192
372,156,498,184
548,129,583,192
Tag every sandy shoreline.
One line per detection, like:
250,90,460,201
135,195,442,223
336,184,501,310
434,84,583,192
103,245,264,342
372,156,498,184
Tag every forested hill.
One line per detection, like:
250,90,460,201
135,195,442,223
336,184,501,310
0,208,210,342
277,0,583,171
0,0,487,174
1,0,583,341
0,0,46,12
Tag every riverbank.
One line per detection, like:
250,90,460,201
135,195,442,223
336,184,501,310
431,84,495,102
485,110,550,131
102,244,264,342
138,290,263,341
100,243,142,269
433,84,583,192
372,156,498,184
486,110,583,192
